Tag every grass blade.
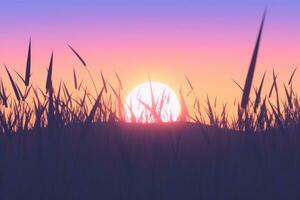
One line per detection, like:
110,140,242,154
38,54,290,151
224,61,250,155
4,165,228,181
46,52,53,93
233,79,244,92
86,87,105,124
73,68,78,90
101,72,107,93
254,72,266,113
288,67,297,85
0,79,8,107
67,44,87,66
5,65,20,101
14,70,26,84
115,72,123,89
283,83,292,108
241,10,266,108
25,38,31,86
269,69,278,98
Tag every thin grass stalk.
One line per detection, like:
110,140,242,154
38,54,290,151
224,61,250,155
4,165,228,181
5,65,20,101
241,10,266,108
25,38,31,86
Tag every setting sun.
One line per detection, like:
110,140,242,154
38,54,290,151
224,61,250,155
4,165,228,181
124,81,181,123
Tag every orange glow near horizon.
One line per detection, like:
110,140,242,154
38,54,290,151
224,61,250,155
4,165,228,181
0,44,299,121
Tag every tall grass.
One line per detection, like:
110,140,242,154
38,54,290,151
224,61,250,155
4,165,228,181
0,11,299,134
0,50,298,133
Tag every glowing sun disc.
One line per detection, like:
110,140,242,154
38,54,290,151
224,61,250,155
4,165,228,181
124,81,181,123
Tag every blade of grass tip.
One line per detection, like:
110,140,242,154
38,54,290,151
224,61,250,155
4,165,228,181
241,10,266,109
15,83,24,101
185,74,195,97
115,72,123,90
288,67,297,85
67,44,87,66
5,65,20,101
254,87,258,96
23,85,31,101
73,68,78,90
185,74,194,91
269,69,278,97
63,83,73,107
86,68,98,94
25,38,31,86
14,70,26,84
78,80,83,91
46,52,53,93
233,79,244,92
86,91,95,103
45,52,54,128
107,82,123,119
274,72,281,116
72,97,81,107
233,79,254,104
101,71,107,93
254,72,266,113
283,83,292,108
206,95,215,125
0,80,7,107
268,100,284,133
107,82,119,99
37,86,47,99
86,86,105,124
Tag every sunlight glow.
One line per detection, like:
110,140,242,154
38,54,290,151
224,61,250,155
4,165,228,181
124,81,181,123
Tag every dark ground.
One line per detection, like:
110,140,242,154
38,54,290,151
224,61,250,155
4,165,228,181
0,123,300,200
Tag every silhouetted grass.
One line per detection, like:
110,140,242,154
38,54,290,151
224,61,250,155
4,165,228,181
0,42,299,133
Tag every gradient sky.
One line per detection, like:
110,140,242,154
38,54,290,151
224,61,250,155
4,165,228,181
0,0,300,112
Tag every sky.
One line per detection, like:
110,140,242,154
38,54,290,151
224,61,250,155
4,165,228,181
0,0,300,113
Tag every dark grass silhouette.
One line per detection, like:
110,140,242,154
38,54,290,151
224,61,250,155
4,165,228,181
1,123,300,200
1,10,300,200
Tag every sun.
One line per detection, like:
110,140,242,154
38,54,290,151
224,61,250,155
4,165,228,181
124,81,181,123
